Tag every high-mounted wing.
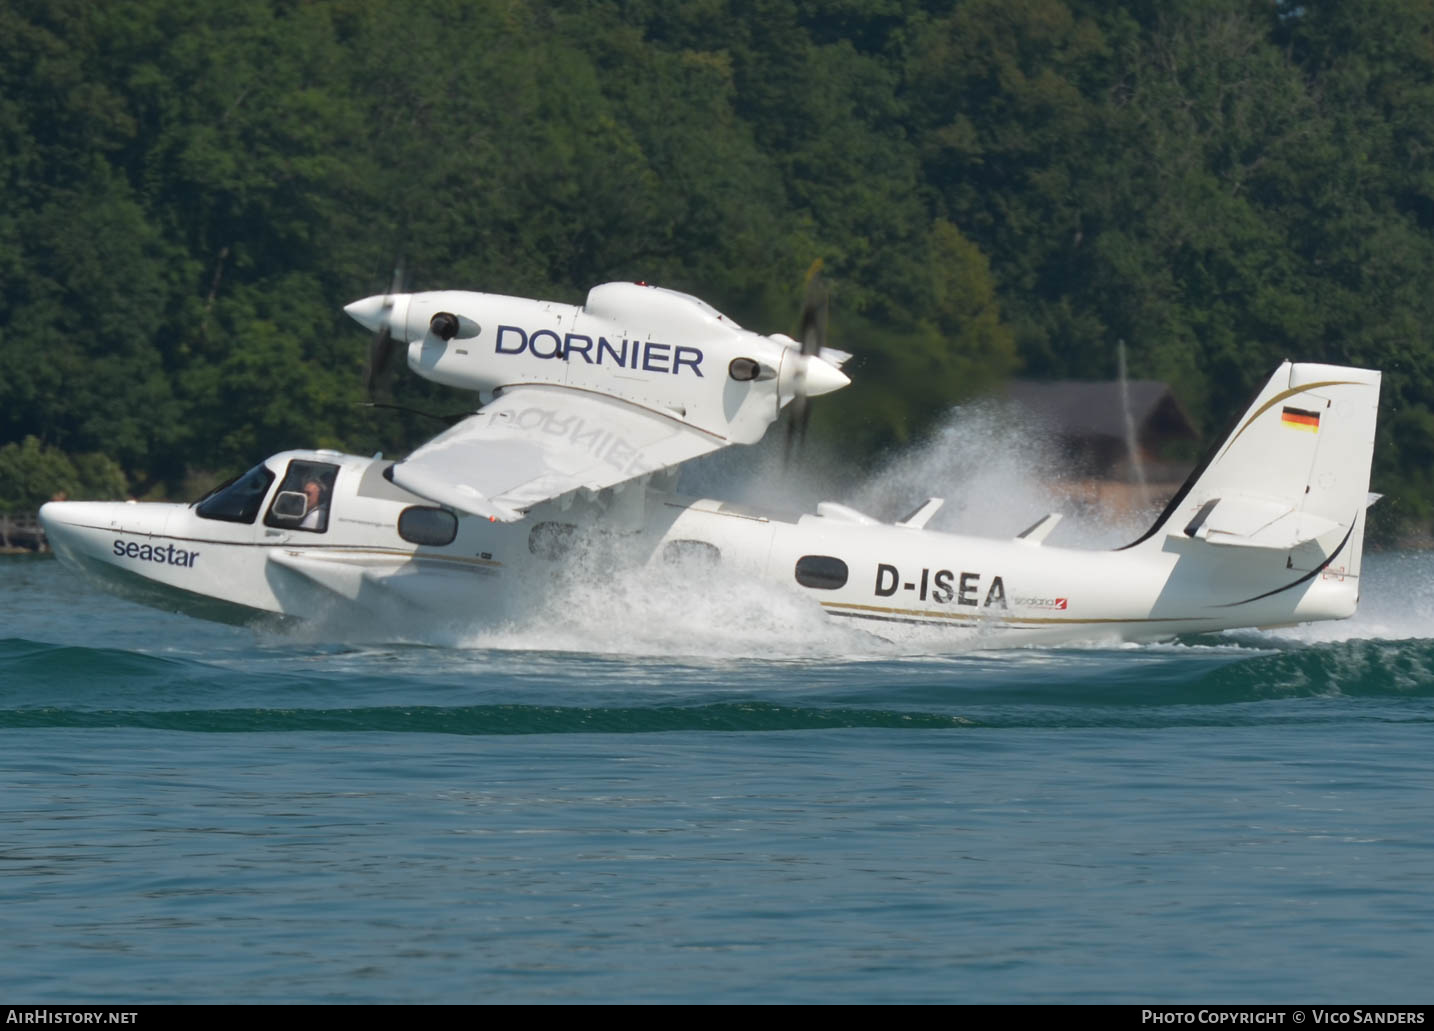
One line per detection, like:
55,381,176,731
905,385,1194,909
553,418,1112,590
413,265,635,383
389,385,727,521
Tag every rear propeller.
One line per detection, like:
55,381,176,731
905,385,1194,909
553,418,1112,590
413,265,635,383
784,265,833,463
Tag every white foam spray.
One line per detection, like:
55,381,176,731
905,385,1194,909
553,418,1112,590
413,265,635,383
684,400,1160,548
457,552,889,659
843,400,1158,548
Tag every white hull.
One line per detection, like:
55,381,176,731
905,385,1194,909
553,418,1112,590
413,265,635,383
41,463,1363,650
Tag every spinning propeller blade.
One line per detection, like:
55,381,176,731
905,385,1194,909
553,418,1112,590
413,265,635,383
785,265,832,463
363,259,405,400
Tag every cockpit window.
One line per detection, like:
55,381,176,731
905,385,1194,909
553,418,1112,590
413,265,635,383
194,464,276,524
264,460,340,534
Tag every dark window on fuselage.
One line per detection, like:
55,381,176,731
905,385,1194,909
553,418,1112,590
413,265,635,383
264,460,340,534
794,555,848,590
194,464,276,524
398,506,458,546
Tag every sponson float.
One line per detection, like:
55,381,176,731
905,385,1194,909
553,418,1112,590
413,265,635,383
42,280,1382,645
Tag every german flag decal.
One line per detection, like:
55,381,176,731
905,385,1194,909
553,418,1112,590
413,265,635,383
1281,406,1321,432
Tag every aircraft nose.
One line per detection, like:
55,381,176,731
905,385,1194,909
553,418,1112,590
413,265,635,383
40,499,162,537
39,500,94,558
39,500,78,533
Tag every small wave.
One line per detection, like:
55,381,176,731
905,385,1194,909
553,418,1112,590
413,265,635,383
6,631,1434,731
0,637,222,688
1190,637,1434,699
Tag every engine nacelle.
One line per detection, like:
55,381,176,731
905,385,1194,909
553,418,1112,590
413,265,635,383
345,282,847,445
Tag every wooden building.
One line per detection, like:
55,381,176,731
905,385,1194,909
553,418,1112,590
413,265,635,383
1003,379,1200,519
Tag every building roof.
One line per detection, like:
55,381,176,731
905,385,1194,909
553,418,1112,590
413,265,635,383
1003,379,1198,443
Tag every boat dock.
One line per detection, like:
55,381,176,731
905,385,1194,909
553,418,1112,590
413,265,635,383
0,513,47,553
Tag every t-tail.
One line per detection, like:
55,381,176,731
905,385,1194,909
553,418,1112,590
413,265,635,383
1123,361,1381,622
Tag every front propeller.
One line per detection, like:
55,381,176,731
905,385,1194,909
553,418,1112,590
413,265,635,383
351,259,407,402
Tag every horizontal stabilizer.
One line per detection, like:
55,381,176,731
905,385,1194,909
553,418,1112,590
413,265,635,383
1186,495,1340,550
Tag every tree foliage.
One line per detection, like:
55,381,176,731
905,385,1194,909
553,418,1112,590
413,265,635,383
0,437,127,512
2,0,1434,527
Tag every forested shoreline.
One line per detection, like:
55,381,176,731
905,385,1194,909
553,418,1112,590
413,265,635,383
4,0,1434,532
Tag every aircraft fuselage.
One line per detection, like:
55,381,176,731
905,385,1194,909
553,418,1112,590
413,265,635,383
40,447,1362,647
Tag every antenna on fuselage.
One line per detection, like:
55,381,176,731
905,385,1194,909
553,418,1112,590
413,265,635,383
1117,339,1150,511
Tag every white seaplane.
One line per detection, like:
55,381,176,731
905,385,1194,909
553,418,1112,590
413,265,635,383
41,279,1382,646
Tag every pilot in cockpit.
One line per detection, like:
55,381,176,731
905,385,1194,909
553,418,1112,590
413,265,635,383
299,478,328,530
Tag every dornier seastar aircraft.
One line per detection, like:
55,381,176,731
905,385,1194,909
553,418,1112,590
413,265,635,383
41,279,1382,647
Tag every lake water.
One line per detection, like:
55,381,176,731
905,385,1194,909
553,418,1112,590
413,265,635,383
3,549,1433,1003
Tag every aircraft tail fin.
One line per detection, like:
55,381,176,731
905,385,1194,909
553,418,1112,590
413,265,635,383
1123,361,1381,579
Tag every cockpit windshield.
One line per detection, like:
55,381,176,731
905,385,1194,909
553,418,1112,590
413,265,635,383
194,463,276,524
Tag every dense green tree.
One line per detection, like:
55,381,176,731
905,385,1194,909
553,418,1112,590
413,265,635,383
4,0,1434,530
